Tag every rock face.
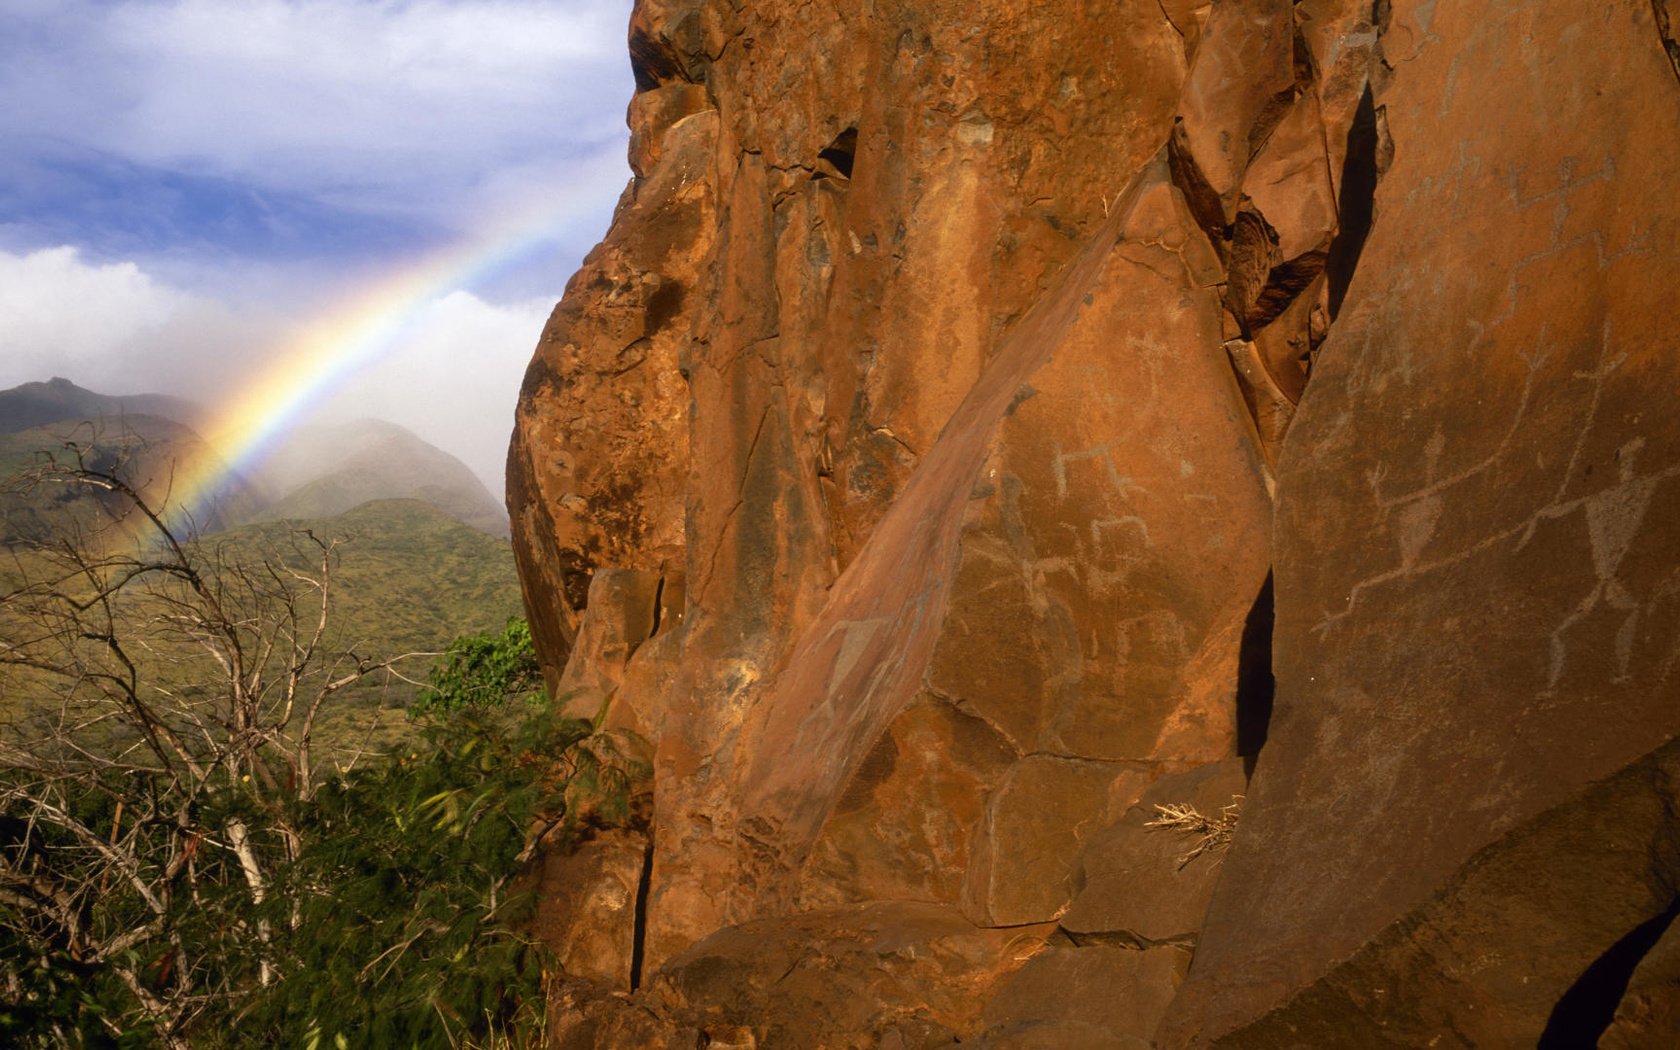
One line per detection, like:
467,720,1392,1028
508,0,1680,1046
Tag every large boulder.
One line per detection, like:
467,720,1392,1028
509,0,1680,1045
1159,1,1680,1042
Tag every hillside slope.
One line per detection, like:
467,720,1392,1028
213,497,522,658
0,497,524,755
0,412,264,542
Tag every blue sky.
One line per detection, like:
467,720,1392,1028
0,0,636,489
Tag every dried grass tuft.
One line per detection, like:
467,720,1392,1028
1145,794,1244,868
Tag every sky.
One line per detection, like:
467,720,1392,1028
0,0,637,492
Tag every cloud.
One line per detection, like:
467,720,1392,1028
1,1,631,209
0,245,552,491
0,147,434,271
0,2,633,491
0,246,193,386
0,0,634,274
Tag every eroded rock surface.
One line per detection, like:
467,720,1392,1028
510,0,1680,1045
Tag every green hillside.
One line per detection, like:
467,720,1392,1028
213,497,523,657
178,498,525,750
0,415,266,544
0,496,526,758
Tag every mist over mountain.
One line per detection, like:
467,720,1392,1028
247,418,508,538
0,378,507,537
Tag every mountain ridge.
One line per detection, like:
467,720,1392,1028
0,377,508,537
0,376,204,435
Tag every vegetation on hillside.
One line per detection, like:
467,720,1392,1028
0,445,647,1046
0,417,261,545
206,498,527,751
3,444,526,756
416,618,544,714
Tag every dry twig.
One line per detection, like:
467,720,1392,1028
1144,794,1244,868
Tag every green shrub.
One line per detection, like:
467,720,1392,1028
3,613,643,1048
414,618,543,715
224,700,588,1048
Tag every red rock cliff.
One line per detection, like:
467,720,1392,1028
508,1,1680,1045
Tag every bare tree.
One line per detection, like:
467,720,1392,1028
0,444,424,1046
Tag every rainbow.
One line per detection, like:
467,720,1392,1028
154,173,621,537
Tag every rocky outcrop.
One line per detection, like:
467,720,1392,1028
509,0,1680,1045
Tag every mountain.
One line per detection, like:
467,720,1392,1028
0,379,508,538
0,376,202,434
505,2,1680,1047
246,418,508,538
0,411,264,543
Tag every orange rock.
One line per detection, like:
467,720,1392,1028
528,829,649,989
508,0,1680,1044
1160,0,1680,1043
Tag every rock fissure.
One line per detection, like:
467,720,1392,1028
628,836,656,991
1539,894,1680,1048
1061,927,1198,953
1656,1,1680,84
919,686,1026,757
1325,84,1378,319
512,2,1680,1046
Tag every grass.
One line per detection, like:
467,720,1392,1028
1145,794,1244,868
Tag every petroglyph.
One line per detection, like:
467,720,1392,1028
1319,458,1680,641
1321,317,1668,639
1053,443,1149,502
1394,493,1442,568
1091,515,1153,549
1541,442,1670,691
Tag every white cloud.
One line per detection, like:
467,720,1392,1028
0,0,634,225
0,247,550,492
0,245,309,401
0,2,630,492
0,246,192,387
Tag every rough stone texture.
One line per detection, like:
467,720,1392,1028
509,0,1680,1045
796,694,1016,910
729,161,1269,940
506,96,713,689
553,568,663,723
528,830,649,990
1061,759,1246,945
1158,2,1680,1043
976,940,1191,1048
1601,909,1680,1050
962,756,1141,927
550,902,1049,1049
1193,739,1680,1048
969,1021,1149,1050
